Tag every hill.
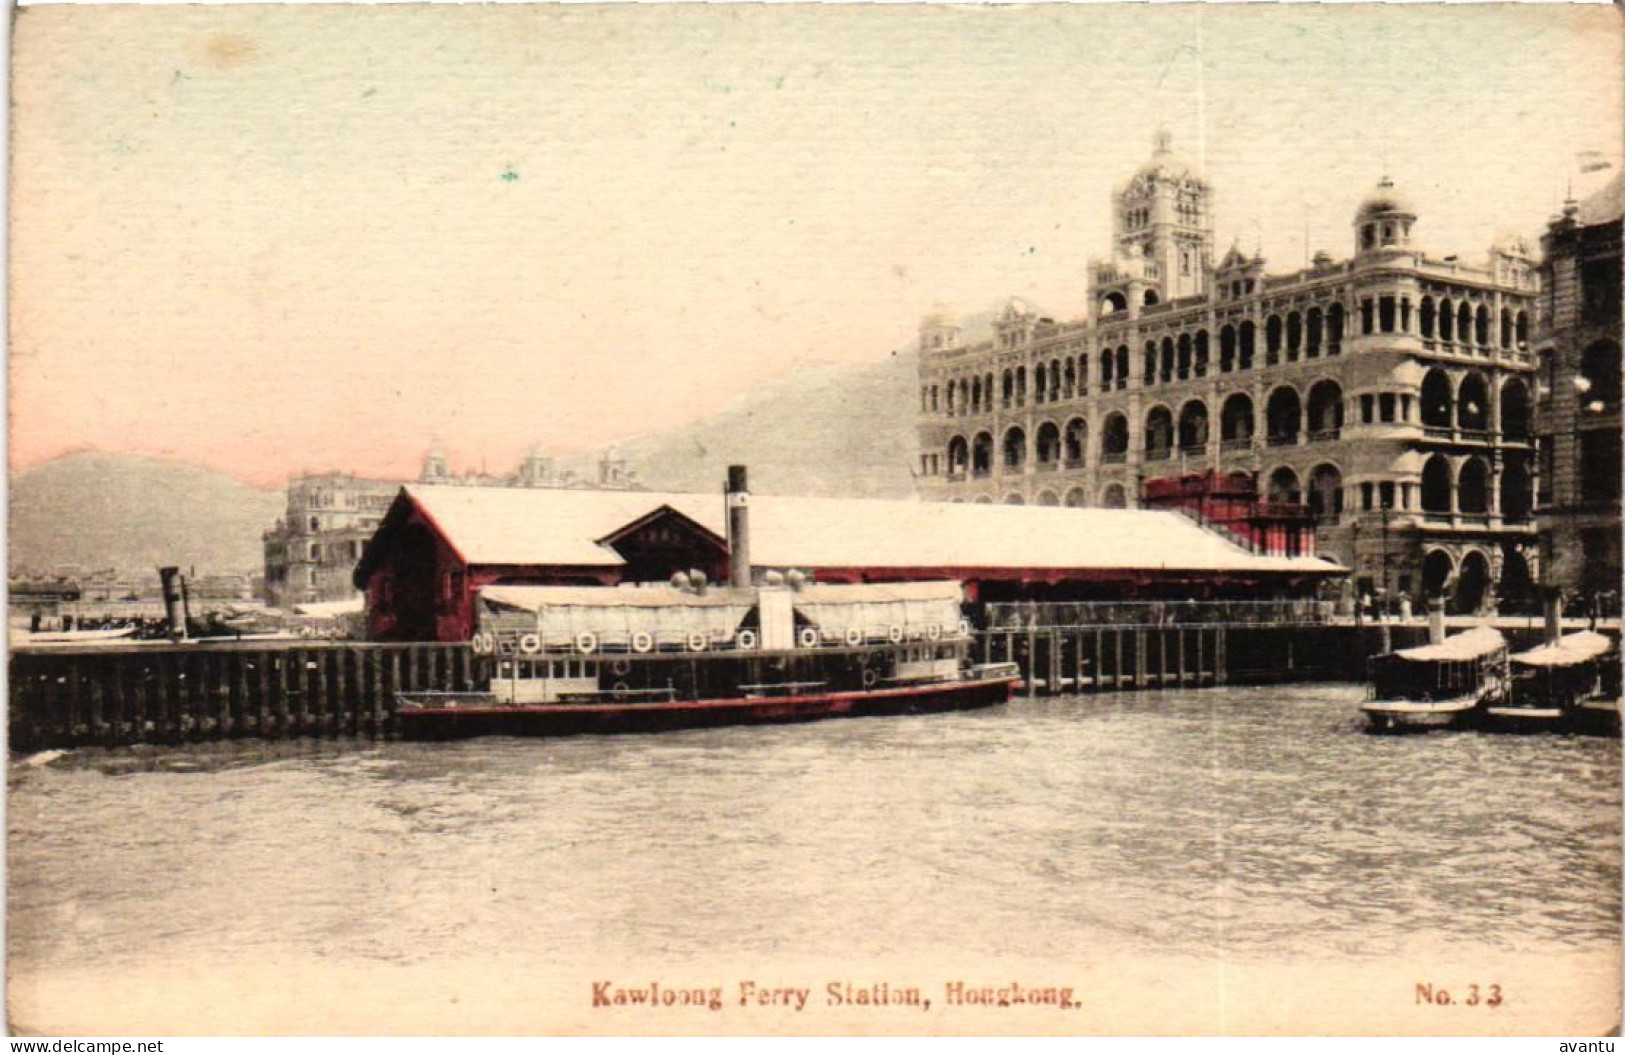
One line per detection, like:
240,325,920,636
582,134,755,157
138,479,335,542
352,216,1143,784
9,451,283,577
586,348,921,497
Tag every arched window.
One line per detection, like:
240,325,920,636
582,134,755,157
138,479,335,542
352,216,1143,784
1500,308,1514,349
1515,310,1530,348
947,436,969,474
1438,298,1455,342
1308,464,1343,522
1177,334,1192,379
1458,458,1489,516
1455,551,1492,613
1102,413,1130,461
1063,359,1077,399
1160,337,1176,383
1475,304,1491,346
1063,417,1088,466
1421,455,1452,515
1101,350,1115,389
1306,307,1323,357
1004,493,1025,506
1326,303,1345,353
1115,346,1129,390
1239,321,1257,369
971,432,994,476
1457,372,1490,432
1035,422,1062,465
1220,325,1237,372
1423,549,1454,597
1144,289,1160,307
1221,393,1254,446
1266,315,1283,364
1036,491,1060,507
1286,312,1302,359
1457,301,1472,345
1194,330,1209,377
1063,487,1087,508
1421,369,1454,429
1266,466,1301,505
1144,406,1174,460
1306,380,1343,438
1178,400,1209,451
1266,386,1302,445
1500,378,1531,442
1100,483,1128,508
1002,426,1027,470
1101,291,1128,316
1419,297,1435,339
1143,342,1158,386
1501,456,1532,522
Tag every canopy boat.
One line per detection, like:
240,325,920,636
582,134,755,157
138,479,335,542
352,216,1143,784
395,579,1021,739
1362,626,1509,732
1488,631,1620,733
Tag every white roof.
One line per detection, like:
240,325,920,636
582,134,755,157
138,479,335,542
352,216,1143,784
404,484,1341,576
1511,631,1615,668
1392,626,1507,662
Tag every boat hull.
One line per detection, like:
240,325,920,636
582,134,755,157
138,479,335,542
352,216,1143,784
1360,695,1482,732
395,675,1020,740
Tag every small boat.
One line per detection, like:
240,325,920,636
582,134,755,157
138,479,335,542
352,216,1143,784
1488,631,1620,733
395,579,1020,740
1362,626,1509,732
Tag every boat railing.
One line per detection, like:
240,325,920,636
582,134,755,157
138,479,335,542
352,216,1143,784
738,680,828,698
984,599,1334,629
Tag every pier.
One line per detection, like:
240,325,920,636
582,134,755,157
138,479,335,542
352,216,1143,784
9,620,1617,751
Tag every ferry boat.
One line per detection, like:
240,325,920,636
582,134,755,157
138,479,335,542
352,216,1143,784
395,578,1021,739
1361,626,1509,732
1487,631,1621,733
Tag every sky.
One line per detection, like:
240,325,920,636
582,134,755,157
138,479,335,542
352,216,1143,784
9,3,1622,488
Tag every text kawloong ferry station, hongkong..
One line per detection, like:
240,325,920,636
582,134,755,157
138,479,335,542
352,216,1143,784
8,135,1622,746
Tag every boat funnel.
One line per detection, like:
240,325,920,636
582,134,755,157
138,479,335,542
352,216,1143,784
158,566,188,641
1543,587,1562,646
726,464,751,589
1427,595,1446,645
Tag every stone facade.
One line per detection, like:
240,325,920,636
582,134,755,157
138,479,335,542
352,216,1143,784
262,472,398,607
917,134,1542,613
1535,173,1623,611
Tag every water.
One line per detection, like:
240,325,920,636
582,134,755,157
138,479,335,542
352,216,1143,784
8,684,1620,1034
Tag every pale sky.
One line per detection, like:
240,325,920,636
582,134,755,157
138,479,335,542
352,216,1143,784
10,3,1621,488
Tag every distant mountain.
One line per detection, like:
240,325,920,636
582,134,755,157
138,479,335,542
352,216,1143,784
9,451,282,578
7,350,925,577
587,349,922,498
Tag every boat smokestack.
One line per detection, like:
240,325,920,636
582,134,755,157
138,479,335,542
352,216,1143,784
1543,587,1563,647
158,566,188,641
726,465,751,589
1427,595,1446,646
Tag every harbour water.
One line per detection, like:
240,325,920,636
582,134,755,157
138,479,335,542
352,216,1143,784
8,683,1621,1035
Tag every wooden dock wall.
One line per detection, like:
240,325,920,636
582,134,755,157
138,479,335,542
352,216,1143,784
8,625,1610,750
8,643,484,752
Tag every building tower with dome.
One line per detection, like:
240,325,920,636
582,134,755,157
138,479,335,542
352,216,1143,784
916,132,1543,613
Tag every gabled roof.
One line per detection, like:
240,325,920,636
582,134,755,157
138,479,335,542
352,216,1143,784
376,484,1342,578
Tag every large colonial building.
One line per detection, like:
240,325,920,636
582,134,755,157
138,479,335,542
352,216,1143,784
1535,172,1623,610
917,133,1543,613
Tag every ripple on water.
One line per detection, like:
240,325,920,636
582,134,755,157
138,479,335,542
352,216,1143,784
8,683,1619,973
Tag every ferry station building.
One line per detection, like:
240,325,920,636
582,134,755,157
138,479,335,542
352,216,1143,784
916,133,1543,614
352,484,1339,643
